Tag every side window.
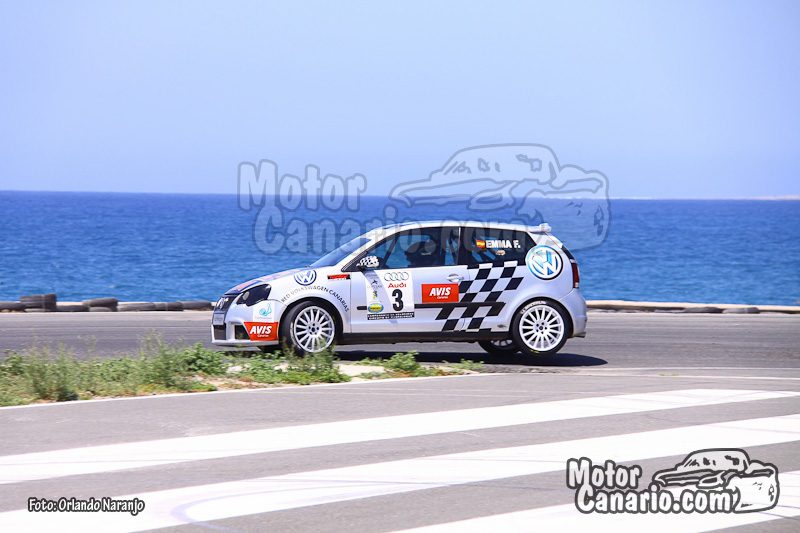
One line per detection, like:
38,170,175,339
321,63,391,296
462,227,535,265
362,227,459,269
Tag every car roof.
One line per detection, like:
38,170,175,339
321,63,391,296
368,220,552,234
331,220,558,268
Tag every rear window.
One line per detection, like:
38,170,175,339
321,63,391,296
462,227,535,265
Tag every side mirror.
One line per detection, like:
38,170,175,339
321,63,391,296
356,255,380,270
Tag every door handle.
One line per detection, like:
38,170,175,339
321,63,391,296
447,274,464,282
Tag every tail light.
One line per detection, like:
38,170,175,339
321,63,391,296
570,260,580,289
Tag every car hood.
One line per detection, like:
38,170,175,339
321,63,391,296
226,268,304,294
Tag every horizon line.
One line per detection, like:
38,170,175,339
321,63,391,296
1,189,798,201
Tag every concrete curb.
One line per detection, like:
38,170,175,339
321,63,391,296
2,295,798,314
0,297,214,313
587,300,800,314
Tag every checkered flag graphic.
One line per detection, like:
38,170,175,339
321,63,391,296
437,260,526,331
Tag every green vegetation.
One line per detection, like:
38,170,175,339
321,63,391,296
0,338,485,407
449,359,485,372
356,351,484,378
0,335,351,406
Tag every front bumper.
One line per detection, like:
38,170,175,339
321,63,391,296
211,298,285,347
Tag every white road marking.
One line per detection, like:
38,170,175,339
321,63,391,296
1,389,795,484
1,414,798,532
396,471,800,532
576,373,800,381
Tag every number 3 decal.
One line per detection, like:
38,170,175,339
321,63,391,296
392,288,403,311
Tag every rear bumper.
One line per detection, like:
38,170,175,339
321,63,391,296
559,289,587,337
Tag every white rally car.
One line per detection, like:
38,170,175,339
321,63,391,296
212,221,586,357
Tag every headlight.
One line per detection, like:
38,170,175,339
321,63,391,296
237,284,271,306
215,296,234,311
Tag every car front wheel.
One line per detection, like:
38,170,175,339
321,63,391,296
511,300,571,356
280,301,337,355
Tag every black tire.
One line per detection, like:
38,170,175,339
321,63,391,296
118,302,157,312
89,307,114,312
0,301,26,312
152,302,183,311
56,304,89,312
20,293,57,311
510,299,572,357
477,339,520,356
180,300,213,311
82,297,118,310
681,306,723,314
279,301,338,356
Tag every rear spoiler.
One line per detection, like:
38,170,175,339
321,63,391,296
527,223,552,234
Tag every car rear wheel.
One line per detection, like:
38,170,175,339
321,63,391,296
477,339,520,356
280,301,337,355
511,300,570,356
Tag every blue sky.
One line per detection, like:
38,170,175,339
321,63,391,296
0,0,798,198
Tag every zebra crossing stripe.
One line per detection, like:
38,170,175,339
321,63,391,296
1,414,798,532
1,389,796,484
396,471,800,532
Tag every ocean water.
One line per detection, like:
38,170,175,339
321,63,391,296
0,191,798,306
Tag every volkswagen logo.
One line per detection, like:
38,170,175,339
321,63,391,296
383,272,410,282
526,246,563,280
294,270,317,286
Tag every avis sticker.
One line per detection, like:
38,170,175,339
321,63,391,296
364,270,415,319
244,322,278,341
421,283,459,303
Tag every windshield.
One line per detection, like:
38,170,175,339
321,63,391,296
310,237,372,268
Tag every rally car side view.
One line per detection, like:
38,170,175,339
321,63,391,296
212,221,586,357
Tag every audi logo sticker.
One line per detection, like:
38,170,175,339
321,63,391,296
383,272,410,282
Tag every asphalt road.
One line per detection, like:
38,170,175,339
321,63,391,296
1,311,799,374
1,374,799,531
1,312,799,531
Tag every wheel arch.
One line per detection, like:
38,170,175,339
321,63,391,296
513,296,574,338
281,296,345,341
